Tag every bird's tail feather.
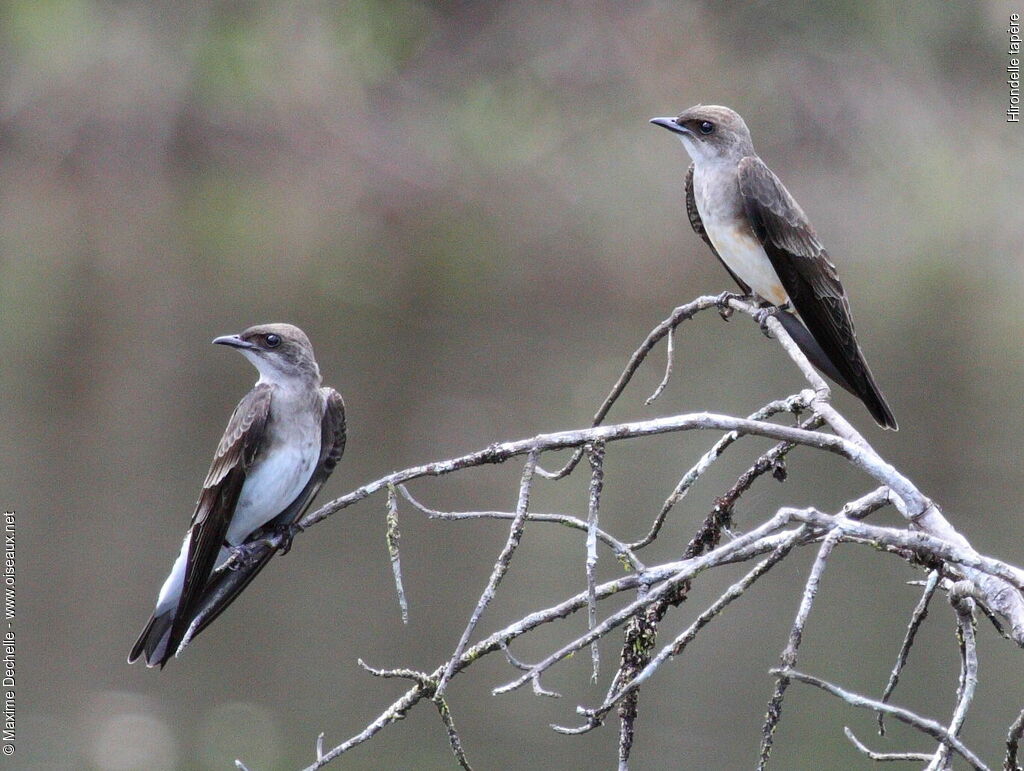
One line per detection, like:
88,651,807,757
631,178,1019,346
775,310,897,430
128,611,175,668
775,310,853,392
853,372,898,430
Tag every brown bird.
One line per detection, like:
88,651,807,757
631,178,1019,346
129,324,346,667
651,105,896,429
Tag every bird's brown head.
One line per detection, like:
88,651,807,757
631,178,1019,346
650,105,754,164
213,323,321,386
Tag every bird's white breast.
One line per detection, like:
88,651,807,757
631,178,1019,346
693,163,789,306
225,436,319,545
224,391,322,545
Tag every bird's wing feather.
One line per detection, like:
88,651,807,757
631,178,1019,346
165,383,274,659
686,163,750,293
178,388,346,648
737,156,896,428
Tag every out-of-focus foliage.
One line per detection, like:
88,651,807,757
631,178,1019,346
2,1,1022,768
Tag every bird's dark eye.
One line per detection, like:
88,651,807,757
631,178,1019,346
699,121,715,135
264,334,281,348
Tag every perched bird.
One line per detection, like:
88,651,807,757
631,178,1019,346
129,324,346,667
651,105,896,429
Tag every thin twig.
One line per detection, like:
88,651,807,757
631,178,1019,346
494,510,800,697
587,443,605,682
398,484,642,571
358,659,473,769
578,532,803,725
844,726,932,762
385,485,409,624
536,294,723,480
775,669,989,771
302,683,429,769
434,451,539,699
644,325,675,405
357,658,432,686
879,570,941,735
500,642,560,698
434,696,473,771
315,732,326,763
1006,706,1024,771
927,588,978,770
628,395,808,550
759,530,843,770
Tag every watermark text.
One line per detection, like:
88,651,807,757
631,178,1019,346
3,510,14,757
1009,13,1021,122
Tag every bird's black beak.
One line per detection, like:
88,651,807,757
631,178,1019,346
213,334,255,349
650,117,688,135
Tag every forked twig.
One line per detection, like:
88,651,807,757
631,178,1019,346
776,669,989,771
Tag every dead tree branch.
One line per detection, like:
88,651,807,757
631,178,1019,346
221,295,1024,770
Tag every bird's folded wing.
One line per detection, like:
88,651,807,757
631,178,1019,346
166,383,274,658
737,156,860,376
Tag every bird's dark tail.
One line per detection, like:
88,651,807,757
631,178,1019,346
853,373,898,430
775,310,897,430
128,611,175,669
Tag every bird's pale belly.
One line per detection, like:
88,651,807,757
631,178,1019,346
225,439,319,545
705,222,789,306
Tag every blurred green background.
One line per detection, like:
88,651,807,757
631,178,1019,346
3,0,1023,768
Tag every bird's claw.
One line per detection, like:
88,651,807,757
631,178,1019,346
275,521,305,555
715,291,741,321
227,522,303,568
753,306,777,338
228,541,264,570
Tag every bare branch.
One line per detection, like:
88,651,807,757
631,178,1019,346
493,510,800,697
784,510,1024,593
536,294,723,480
434,695,473,771
927,588,979,770
1006,706,1024,771
500,642,560,698
844,726,932,762
759,530,843,770
586,443,605,682
435,451,540,699
302,683,428,769
245,294,1024,769
628,394,809,549
385,485,409,624
398,484,643,571
580,532,803,724
775,669,989,771
878,570,941,735
315,732,326,764
644,325,675,406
